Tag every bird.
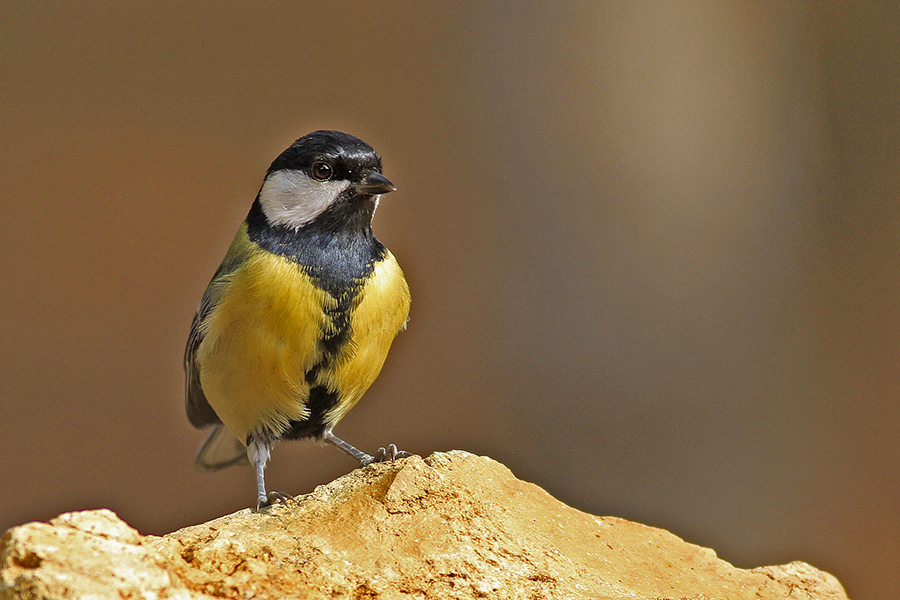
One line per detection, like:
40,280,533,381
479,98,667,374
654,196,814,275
184,130,411,509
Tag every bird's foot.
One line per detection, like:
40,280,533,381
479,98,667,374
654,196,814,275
255,490,293,510
321,431,413,467
360,443,414,466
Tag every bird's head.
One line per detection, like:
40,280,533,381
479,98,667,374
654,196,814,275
257,130,396,230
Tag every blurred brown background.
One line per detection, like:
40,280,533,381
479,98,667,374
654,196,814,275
1,2,897,598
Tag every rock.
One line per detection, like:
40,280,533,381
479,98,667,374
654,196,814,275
0,508,191,600
0,451,849,599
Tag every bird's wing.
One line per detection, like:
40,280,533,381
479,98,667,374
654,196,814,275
184,223,255,429
184,284,220,428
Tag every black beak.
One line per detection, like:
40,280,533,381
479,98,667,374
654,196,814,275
352,172,397,195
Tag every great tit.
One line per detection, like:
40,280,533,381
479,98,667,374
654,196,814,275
184,130,411,508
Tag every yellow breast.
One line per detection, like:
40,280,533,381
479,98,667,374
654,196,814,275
321,251,410,426
196,241,410,444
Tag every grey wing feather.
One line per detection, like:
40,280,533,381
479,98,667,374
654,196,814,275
184,225,251,456
184,287,220,429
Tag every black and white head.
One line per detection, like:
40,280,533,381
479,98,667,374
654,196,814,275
257,130,396,230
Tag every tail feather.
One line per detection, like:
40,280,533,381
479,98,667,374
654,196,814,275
196,424,250,471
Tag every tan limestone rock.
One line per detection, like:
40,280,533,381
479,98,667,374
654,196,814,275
1,451,849,599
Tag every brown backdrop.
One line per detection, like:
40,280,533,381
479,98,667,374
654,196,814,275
1,3,898,599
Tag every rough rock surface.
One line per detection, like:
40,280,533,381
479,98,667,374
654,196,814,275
0,451,849,599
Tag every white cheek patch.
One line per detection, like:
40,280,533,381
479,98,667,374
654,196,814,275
258,169,350,229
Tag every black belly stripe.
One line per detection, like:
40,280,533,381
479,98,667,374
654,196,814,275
245,196,387,439
284,386,339,439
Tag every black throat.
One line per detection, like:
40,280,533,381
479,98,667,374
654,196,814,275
245,195,390,441
245,196,387,296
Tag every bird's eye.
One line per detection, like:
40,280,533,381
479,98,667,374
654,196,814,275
311,161,333,181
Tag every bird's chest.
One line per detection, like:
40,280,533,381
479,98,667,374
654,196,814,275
224,251,364,369
198,245,408,440
197,251,362,434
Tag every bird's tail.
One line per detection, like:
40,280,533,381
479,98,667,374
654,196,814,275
195,424,250,471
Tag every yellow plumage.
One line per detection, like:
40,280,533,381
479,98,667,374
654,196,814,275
324,255,409,423
197,224,409,443
184,129,411,508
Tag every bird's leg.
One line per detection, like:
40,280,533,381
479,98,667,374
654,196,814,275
249,437,271,508
322,430,412,467
247,436,271,510
322,430,374,465
248,436,292,509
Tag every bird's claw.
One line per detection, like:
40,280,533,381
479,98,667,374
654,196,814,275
256,490,293,510
367,443,413,465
